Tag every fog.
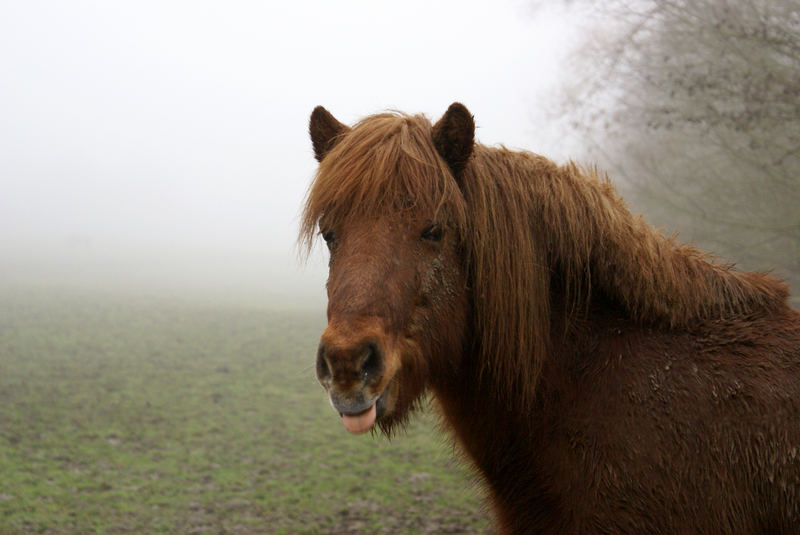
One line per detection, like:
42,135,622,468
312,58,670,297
1,1,576,303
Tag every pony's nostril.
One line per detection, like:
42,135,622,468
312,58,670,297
360,343,384,382
316,344,331,381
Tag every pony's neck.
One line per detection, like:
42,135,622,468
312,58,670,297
527,156,788,327
431,317,570,529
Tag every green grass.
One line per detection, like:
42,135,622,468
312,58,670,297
0,285,491,534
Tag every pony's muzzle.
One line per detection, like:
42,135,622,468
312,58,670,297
316,338,386,414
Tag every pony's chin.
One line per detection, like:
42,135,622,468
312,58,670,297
374,380,423,436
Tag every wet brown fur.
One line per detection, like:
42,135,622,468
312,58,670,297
301,104,800,534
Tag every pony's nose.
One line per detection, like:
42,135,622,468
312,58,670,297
316,338,385,392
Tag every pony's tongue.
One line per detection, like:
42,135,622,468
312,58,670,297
341,404,376,434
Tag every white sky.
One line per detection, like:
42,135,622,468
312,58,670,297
0,0,578,298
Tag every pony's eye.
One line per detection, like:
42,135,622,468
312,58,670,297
321,229,336,248
420,223,444,242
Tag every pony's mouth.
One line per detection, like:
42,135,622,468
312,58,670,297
340,404,376,434
337,389,390,434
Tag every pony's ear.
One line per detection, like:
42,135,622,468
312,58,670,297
310,106,350,162
432,102,474,177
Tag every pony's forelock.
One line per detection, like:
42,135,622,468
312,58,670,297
300,112,468,256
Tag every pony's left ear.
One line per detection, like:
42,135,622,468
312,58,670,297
310,106,350,162
432,102,474,178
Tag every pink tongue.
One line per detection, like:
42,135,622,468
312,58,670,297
341,404,377,434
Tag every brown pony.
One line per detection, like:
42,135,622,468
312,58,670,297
300,103,800,534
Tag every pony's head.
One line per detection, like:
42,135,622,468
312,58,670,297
300,104,475,434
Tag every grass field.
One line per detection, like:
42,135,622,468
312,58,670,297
0,284,491,534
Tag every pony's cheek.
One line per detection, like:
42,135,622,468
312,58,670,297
414,255,447,309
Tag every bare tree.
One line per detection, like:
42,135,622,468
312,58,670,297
548,0,800,299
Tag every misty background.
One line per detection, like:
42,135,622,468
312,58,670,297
2,2,798,532
2,0,798,304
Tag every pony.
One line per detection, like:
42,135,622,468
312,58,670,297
300,102,800,534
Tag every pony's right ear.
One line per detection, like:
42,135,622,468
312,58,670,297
310,106,349,162
432,102,474,178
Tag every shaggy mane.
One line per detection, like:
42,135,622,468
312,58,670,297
301,112,790,411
